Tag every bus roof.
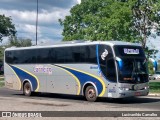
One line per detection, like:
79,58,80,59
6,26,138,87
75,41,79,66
5,40,141,51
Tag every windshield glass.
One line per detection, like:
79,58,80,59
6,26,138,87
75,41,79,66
117,58,148,83
114,45,148,83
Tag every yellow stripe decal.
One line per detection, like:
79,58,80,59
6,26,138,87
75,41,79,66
12,65,40,92
8,64,22,90
57,65,106,97
54,65,81,95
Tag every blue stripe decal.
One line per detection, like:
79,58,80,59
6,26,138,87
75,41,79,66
96,45,100,68
55,65,103,95
10,65,38,91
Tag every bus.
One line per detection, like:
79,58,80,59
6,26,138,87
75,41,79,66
4,41,149,102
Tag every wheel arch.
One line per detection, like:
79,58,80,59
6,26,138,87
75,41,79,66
22,79,33,91
82,82,98,97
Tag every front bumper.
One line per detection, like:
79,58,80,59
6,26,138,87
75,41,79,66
117,89,149,98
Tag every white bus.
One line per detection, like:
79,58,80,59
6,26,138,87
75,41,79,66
4,41,149,102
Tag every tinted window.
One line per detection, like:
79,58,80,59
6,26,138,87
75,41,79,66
98,45,116,82
54,48,65,63
5,45,97,64
5,51,14,64
114,45,145,58
23,50,37,63
106,58,117,81
37,48,53,63
87,46,97,63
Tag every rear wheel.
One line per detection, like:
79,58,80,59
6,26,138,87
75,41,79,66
85,86,97,102
23,82,32,96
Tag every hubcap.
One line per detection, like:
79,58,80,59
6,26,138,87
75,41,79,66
25,85,30,94
88,89,95,98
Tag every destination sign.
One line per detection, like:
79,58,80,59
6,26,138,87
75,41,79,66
124,48,139,55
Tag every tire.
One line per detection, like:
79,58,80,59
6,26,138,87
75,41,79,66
85,86,97,102
23,82,32,96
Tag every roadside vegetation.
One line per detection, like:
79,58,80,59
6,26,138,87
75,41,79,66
149,82,160,93
0,77,4,87
0,82,4,87
0,77,4,81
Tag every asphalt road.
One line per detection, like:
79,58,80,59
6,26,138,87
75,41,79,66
0,87,160,111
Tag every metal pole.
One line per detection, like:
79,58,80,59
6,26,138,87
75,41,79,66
36,0,38,45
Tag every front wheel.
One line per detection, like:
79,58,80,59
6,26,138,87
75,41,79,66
23,82,32,96
85,86,97,102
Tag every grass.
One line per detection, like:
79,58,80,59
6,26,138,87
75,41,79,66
0,77,4,81
0,76,4,87
0,81,4,87
149,82,160,93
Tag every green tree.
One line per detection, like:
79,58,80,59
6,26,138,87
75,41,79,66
132,0,160,48
148,60,155,74
0,14,16,42
8,36,32,47
0,37,32,61
158,60,160,71
59,0,160,49
0,46,5,61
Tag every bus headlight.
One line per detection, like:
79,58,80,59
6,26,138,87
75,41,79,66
119,87,129,91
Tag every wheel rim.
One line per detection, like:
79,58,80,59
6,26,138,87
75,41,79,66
88,89,96,99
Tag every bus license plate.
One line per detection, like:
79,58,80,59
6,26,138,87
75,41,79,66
135,92,140,96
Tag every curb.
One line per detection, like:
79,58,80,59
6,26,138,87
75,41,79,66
148,93,160,97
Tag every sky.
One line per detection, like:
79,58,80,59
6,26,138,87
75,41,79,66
0,0,159,59
0,0,80,45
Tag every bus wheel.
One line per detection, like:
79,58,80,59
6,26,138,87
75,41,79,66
23,82,32,96
85,86,97,102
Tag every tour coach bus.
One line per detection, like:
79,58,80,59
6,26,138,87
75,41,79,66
4,41,149,101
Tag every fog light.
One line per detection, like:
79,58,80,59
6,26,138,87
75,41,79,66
119,87,129,91
125,88,129,91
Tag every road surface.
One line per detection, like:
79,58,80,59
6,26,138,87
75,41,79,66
0,87,160,111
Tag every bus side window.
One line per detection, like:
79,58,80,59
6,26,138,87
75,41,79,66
5,51,14,64
98,45,116,82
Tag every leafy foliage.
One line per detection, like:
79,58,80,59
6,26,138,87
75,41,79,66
132,0,160,48
0,46,5,61
8,36,32,47
0,37,32,61
59,0,160,49
0,14,16,42
148,60,155,74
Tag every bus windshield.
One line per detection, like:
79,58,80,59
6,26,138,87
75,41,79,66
114,45,148,83
117,58,148,83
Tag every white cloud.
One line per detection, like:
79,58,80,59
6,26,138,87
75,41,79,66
0,6,71,44
0,8,70,25
147,36,160,59
0,0,80,46
77,0,81,4
17,24,39,34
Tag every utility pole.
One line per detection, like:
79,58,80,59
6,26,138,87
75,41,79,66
36,0,38,45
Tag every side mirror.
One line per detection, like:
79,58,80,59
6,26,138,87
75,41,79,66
116,57,123,70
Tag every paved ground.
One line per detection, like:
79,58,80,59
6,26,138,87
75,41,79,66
0,87,160,110
149,79,160,82
0,87,160,120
